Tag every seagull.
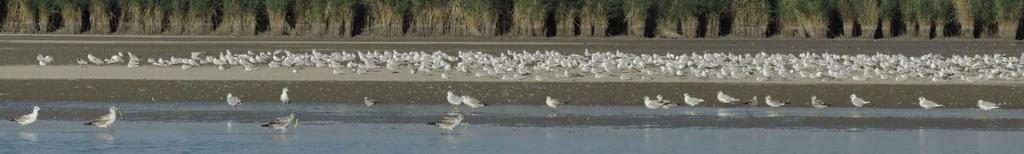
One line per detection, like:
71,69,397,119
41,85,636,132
261,113,296,132
850,94,870,108
764,95,789,108
84,107,119,128
977,100,1000,111
462,95,486,108
364,97,379,107
8,106,40,128
545,96,569,110
427,113,464,134
446,91,462,106
280,87,290,104
76,58,88,67
716,91,741,104
644,96,678,109
683,93,704,107
655,95,672,104
36,54,53,66
810,96,831,109
226,93,243,107
918,97,943,110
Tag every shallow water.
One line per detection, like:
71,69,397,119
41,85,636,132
2,122,1022,153
2,101,1023,153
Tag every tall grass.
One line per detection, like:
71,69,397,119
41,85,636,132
701,1,731,38
579,0,610,37
165,0,188,34
365,0,408,37
36,0,52,32
911,0,933,39
731,0,770,38
264,0,290,35
899,0,920,38
462,0,497,36
1,0,1019,39
971,0,999,38
876,0,897,38
326,0,358,37
996,0,1022,39
553,0,581,37
3,0,36,33
951,0,973,38
779,0,826,38
622,0,652,36
408,0,447,36
56,0,83,34
218,0,258,35
88,0,114,33
512,0,545,37
185,0,217,34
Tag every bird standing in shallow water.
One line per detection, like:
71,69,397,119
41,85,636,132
85,107,119,129
226,93,243,108
765,95,790,108
446,91,462,106
364,97,379,107
918,97,943,110
850,94,870,108
428,113,464,135
717,91,741,105
280,88,290,104
9,106,40,129
261,113,297,132
545,96,569,111
810,96,831,109
462,95,486,109
683,93,704,107
977,100,1000,111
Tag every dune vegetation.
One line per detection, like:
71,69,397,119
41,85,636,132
1,0,1021,39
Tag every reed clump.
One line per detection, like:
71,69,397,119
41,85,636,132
730,0,770,38
779,0,826,38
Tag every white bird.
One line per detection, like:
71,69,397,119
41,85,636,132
446,91,462,106
545,96,569,110
77,58,89,67
656,95,671,104
8,106,40,128
261,113,296,131
462,95,486,108
36,55,53,66
810,96,831,109
716,91,741,104
644,96,678,109
977,100,1000,111
226,93,243,107
428,113,464,134
918,97,943,110
850,94,870,108
683,93,704,107
765,95,789,107
364,97,379,107
84,107,118,128
280,87,290,104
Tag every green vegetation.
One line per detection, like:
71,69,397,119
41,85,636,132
1,0,1020,39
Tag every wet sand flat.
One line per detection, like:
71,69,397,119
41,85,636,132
0,77,1020,108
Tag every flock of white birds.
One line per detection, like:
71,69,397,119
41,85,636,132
17,49,1017,133
31,49,1024,83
